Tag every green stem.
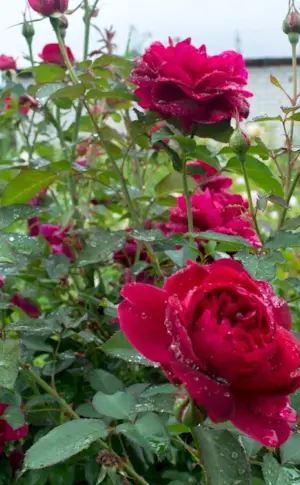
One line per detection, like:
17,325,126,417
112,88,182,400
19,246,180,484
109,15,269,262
54,22,163,276
83,0,91,60
23,366,150,485
278,172,300,230
239,155,263,244
182,161,193,236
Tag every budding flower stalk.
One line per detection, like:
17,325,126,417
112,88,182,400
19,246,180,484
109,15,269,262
283,7,300,44
229,127,250,159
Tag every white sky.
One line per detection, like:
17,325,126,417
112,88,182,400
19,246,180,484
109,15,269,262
0,0,294,67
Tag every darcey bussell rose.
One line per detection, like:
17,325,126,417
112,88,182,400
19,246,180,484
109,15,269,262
131,38,252,131
118,259,300,446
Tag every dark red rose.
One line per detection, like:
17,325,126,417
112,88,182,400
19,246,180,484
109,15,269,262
187,160,232,191
39,43,75,65
0,405,28,452
118,259,300,447
131,38,252,131
10,294,40,318
28,217,40,237
40,223,81,262
9,446,24,474
0,55,16,71
28,0,68,16
4,95,38,115
157,188,261,248
113,239,149,267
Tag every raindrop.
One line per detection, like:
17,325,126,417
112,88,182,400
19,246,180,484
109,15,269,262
231,451,239,459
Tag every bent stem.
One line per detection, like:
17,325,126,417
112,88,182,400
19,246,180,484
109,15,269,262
182,161,194,237
278,172,300,229
23,365,150,485
239,154,263,244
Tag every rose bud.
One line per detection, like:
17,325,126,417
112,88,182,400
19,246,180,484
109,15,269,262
28,0,69,17
22,19,35,42
283,9,300,37
174,392,206,427
229,127,250,157
58,15,69,39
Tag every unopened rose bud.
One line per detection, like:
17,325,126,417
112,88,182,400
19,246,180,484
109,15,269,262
229,128,250,158
283,8,300,44
22,19,35,42
174,394,206,427
28,0,69,17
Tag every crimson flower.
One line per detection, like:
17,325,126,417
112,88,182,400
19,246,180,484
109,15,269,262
157,187,260,248
4,95,38,115
0,404,28,452
0,55,16,71
28,0,69,16
131,38,252,131
187,160,232,191
118,259,300,447
10,294,40,318
39,43,75,65
40,224,81,261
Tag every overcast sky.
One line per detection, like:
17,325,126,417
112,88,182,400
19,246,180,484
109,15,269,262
0,0,295,67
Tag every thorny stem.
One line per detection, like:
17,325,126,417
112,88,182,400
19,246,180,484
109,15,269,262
182,161,194,237
23,366,150,485
54,28,163,277
278,172,300,229
239,154,263,244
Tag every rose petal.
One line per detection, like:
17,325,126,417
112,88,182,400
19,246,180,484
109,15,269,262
164,261,208,301
171,363,234,422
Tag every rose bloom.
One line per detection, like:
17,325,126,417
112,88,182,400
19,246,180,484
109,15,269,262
131,38,252,131
10,294,40,318
0,55,16,71
187,160,232,192
4,95,38,115
40,224,82,261
0,404,28,452
39,43,75,65
28,0,68,16
118,259,300,446
157,186,261,248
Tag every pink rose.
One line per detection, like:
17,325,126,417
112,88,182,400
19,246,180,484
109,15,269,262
28,0,68,16
118,259,300,447
187,160,232,191
157,188,261,248
0,55,16,71
131,38,252,131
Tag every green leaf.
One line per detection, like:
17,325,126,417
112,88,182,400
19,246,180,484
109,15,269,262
193,120,234,142
24,65,66,83
155,172,197,196
51,84,86,100
43,254,70,280
89,369,124,394
0,233,44,263
290,113,300,121
226,156,283,196
78,229,124,266
102,331,157,367
134,412,170,455
23,419,107,470
235,250,284,281
188,145,220,168
190,230,253,247
262,454,292,485
253,115,283,122
20,470,49,485
93,391,136,419
280,431,300,465
1,170,57,204
3,405,25,429
131,229,164,242
0,204,47,230
0,339,20,389
48,464,74,485
36,83,65,104
264,231,300,250
196,428,251,485
150,127,174,144
283,215,300,230
270,74,285,91
93,54,132,68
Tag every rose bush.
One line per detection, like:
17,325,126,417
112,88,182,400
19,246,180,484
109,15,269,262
118,259,300,446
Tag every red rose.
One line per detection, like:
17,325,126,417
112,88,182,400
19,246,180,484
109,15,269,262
40,223,81,262
157,188,261,248
131,38,252,131
4,95,38,115
39,43,75,65
0,404,28,452
0,55,16,71
187,160,232,191
118,259,300,446
28,0,68,16
10,294,40,318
